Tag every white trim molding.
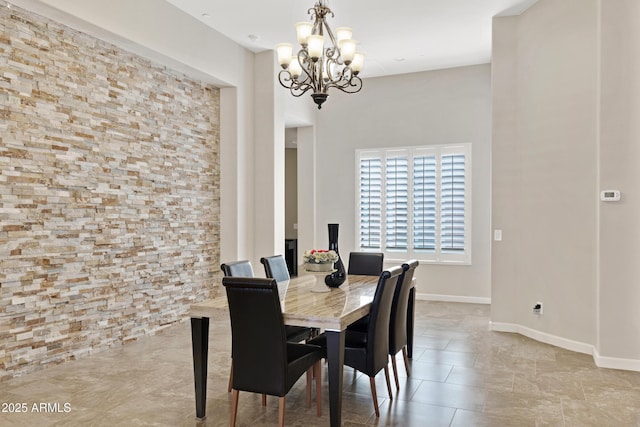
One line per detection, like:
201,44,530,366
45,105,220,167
593,349,640,372
490,322,593,354
490,322,640,372
417,293,491,305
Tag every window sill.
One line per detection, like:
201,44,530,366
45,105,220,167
383,257,471,266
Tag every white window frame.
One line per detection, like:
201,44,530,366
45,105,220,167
355,143,472,265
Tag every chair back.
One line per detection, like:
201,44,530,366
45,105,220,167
221,260,255,277
223,277,288,396
389,260,419,355
348,252,384,276
261,255,290,282
366,265,404,374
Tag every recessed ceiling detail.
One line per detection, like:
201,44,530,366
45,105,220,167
166,0,539,78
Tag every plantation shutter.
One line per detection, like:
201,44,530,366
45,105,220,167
440,154,466,252
356,144,470,263
412,154,437,251
359,157,382,249
385,155,409,250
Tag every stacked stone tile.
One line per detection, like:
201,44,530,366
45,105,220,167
0,2,220,380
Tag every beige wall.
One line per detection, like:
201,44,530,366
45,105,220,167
285,148,298,239
491,16,520,323
492,0,597,343
0,4,220,379
314,65,492,301
598,0,640,362
492,0,599,347
493,0,640,368
295,126,318,262
253,51,286,262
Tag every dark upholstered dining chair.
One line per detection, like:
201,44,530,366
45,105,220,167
221,258,312,393
221,260,255,278
260,254,291,282
345,252,385,332
223,277,323,427
347,252,384,276
309,266,404,417
261,255,315,343
388,260,419,389
220,260,256,392
347,260,420,390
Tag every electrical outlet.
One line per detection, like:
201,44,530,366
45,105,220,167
533,302,543,315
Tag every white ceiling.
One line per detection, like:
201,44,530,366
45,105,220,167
165,0,538,78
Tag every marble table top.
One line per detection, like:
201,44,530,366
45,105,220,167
189,273,380,331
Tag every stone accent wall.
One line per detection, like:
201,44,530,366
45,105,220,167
0,3,220,380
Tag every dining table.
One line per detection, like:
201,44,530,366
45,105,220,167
189,271,416,427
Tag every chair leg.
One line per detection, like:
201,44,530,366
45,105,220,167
384,365,393,400
230,389,239,427
228,360,233,393
262,394,267,406
390,354,400,390
278,396,286,427
314,361,322,416
402,346,411,377
369,376,380,417
306,368,312,408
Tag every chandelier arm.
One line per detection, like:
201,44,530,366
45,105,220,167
310,1,333,34
290,85,314,97
322,57,351,90
321,21,340,61
302,61,319,93
310,2,334,21
278,70,314,97
323,70,363,94
298,48,322,92
337,65,353,84
296,50,322,93
345,76,363,93
312,62,325,94
278,69,297,89
292,77,315,95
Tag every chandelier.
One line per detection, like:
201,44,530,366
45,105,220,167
275,0,364,109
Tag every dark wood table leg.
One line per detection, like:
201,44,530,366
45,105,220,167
407,287,415,358
325,329,345,427
191,317,209,420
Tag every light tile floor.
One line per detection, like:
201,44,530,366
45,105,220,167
2,301,640,426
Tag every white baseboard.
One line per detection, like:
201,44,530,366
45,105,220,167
490,321,640,372
490,321,593,354
416,293,491,304
593,348,640,371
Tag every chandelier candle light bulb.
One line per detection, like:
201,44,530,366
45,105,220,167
351,52,365,74
338,39,357,64
276,0,364,109
307,35,325,60
289,58,303,79
335,27,353,42
275,43,293,67
296,22,313,45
